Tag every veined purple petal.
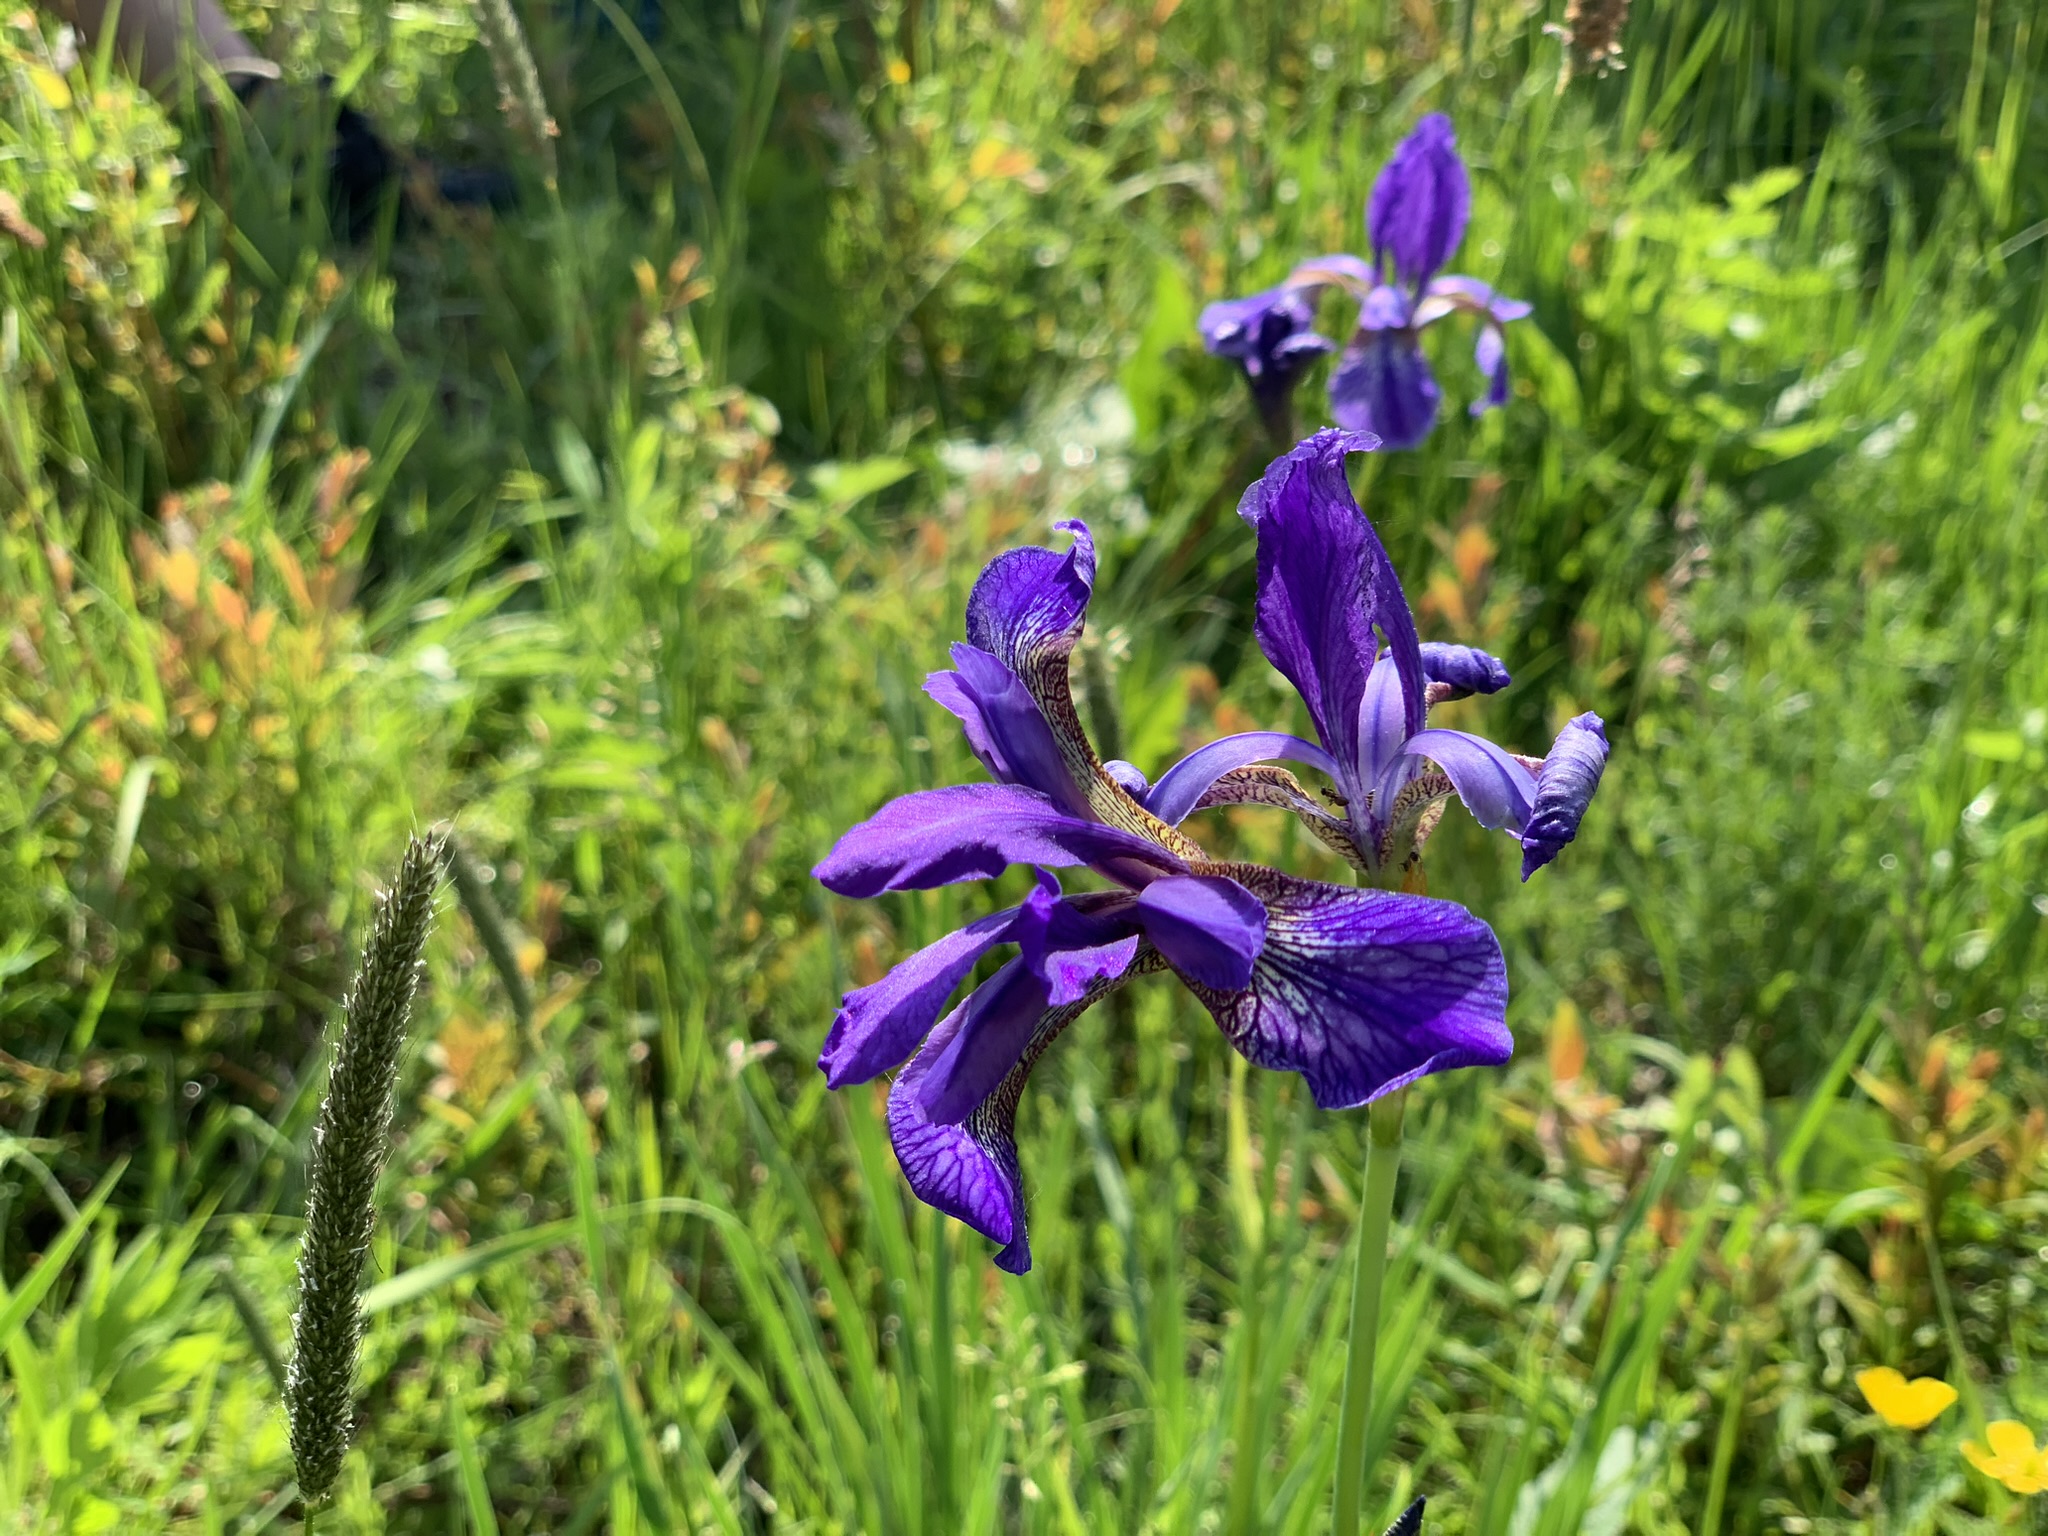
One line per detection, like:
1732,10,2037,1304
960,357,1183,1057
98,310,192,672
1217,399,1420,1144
1236,431,1426,796
965,519,1096,678
1367,114,1470,290
813,783,1184,898
1135,874,1267,991
886,1004,1027,1270
916,892,1147,1127
1184,865,1511,1109
819,902,1022,1088
926,645,1089,814
1331,333,1442,452
1520,713,1610,880
1420,642,1511,698
1142,732,1340,826
1400,728,1537,831
887,970,1129,1274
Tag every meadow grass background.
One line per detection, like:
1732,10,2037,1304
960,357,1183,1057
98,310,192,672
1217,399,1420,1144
3,0,2048,1529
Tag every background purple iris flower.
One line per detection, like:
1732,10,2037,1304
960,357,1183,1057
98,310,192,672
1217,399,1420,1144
1199,114,1531,449
1197,285,1338,436
814,519,1510,1271
1128,432,1609,880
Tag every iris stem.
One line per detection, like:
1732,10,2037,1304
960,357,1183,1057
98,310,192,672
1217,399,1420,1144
929,1205,956,1527
1329,1086,1407,1536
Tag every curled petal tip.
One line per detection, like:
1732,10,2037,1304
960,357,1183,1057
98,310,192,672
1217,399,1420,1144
1420,641,1512,699
1519,712,1610,880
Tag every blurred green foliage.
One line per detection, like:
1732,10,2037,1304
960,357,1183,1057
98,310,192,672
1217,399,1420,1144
3,0,2047,1530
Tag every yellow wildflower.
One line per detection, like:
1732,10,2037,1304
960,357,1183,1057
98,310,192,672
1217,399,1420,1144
1855,1367,1959,1430
1962,1420,2048,1495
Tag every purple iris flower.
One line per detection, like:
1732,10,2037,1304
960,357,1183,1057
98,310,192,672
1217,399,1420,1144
814,519,1511,1271
1197,285,1339,439
1321,114,1531,447
1200,114,1531,449
1133,431,1608,881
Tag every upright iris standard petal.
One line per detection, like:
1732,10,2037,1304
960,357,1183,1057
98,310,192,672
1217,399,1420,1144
966,517,1095,677
1355,653,1413,785
1134,874,1268,991
1400,729,1538,832
1184,864,1511,1109
1519,713,1610,879
813,783,1185,898
819,903,1024,1088
1237,431,1426,791
1366,113,1470,289
1420,642,1511,698
1141,732,1340,826
1331,333,1442,452
926,644,1089,813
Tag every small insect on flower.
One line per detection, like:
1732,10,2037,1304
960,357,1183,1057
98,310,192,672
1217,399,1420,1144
814,521,1512,1271
1128,432,1609,882
1854,1367,1959,1430
1962,1421,2048,1495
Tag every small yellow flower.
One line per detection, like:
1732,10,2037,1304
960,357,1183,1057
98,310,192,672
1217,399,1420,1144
1962,1420,2048,1495
1855,1367,1959,1430
886,58,912,86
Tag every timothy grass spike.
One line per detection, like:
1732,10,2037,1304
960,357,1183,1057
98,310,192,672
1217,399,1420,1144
285,833,447,1509
465,0,560,188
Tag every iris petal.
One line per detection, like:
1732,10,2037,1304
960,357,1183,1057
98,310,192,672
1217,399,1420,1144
1419,642,1511,698
1330,332,1442,451
1400,728,1538,832
925,644,1089,814
812,783,1185,898
1366,113,1471,289
918,889,1142,1124
915,957,1052,1126
819,902,1022,1088
1135,874,1268,991
1472,326,1511,414
1520,713,1610,880
889,968,1140,1273
1181,864,1510,1109
1142,732,1340,826
965,519,1096,678
1237,431,1426,796
1356,653,1411,786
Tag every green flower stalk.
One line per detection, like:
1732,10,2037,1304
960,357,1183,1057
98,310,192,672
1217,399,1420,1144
286,833,445,1512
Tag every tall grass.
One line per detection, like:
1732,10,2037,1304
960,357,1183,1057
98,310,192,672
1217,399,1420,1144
3,0,2046,1530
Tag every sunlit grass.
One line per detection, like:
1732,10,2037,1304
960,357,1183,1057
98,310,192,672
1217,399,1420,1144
3,0,2046,1530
